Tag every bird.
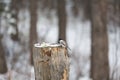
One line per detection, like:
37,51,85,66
58,39,71,57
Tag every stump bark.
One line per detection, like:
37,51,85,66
33,43,70,80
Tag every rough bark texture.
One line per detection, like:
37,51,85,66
57,0,67,41
29,0,38,65
90,0,109,80
33,46,69,80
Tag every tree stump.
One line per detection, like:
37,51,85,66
33,43,70,80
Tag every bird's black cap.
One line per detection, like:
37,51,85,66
58,38,62,43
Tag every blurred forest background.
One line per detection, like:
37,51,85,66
0,0,120,80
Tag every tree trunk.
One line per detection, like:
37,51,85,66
72,0,79,16
10,0,20,41
90,0,109,80
83,0,91,20
33,43,70,80
0,38,8,73
57,0,67,41
29,0,38,65
0,15,7,73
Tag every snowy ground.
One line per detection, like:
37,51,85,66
0,0,120,80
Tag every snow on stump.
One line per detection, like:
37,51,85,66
33,42,70,80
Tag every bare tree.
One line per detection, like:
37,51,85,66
29,0,38,65
0,36,7,73
83,0,91,20
0,1,7,73
72,0,79,17
10,0,21,41
90,0,109,80
57,0,67,41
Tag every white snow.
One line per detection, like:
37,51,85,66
0,0,120,80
